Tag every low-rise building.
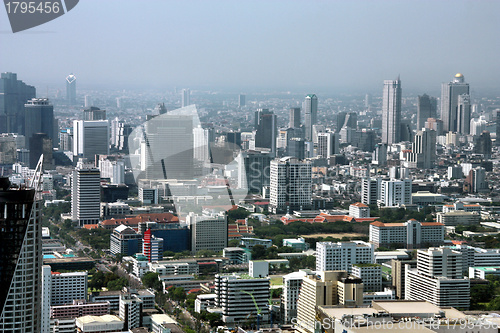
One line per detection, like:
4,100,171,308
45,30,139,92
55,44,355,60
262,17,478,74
51,300,110,319
349,202,370,218
469,266,500,279
436,211,480,226
223,247,249,264
75,315,123,333
240,237,272,249
282,237,309,251
369,219,444,249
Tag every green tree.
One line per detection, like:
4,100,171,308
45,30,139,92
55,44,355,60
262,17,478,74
142,272,162,291
251,245,267,260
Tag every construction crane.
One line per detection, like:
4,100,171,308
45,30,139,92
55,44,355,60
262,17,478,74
240,290,262,330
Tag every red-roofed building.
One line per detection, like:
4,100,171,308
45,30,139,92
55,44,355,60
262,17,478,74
100,213,179,229
280,213,378,225
228,219,255,240
349,202,370,218
369,219,444,249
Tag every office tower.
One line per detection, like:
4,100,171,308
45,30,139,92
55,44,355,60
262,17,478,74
83,106,106,120
371,144,387,166
138,112,194,181
142,229,163,262
0,133,23,164
289,107,301,128
416,94,437,131
214,274,270,324
425,118,443,136
465,167,487,193
381,78,402,145
84,95,92,107
24,98,55,145
370,219,444,249
181,88,190,107
115,122,132,151
343,112,357,129
286,137,305,160
254,108,277,153
474,130,492,157
303,94,318,141
110,225,142,256
281,271,309,324
378,178,412,207
391,259,417,299
269,157,312,214
365,93,372,108
441,73,470,133
336,112,347,132
316,241,374,273
456,94,471,135
73,120,110,162
99,157,125,184
225,131,241,148
29,133,53,170
405,248,470,309
409,128,436,169
71,160,101,227
193,125,211,163
49,271,88,305
0,72,36,134
317,132,339,158
237,151,272,192
0,165,43,332
238,94,246,107
66,73,77,105
296,271,363,333
187,212,227,253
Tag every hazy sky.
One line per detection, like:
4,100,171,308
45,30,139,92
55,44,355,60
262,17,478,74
1,0,499,94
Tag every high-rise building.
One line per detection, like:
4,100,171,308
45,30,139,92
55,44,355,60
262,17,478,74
71,160,101,227
254,108,277,153
119,294,143,330
316,241,374,273
73,120,110,162
425,117,444,136
317,132,339,158
351,264,382,292
142,229,163,262
237,151,272,193
110,225,142,256
66,73,77,105
84,95,92,108
0,165,43,332
381,78,402,145
474,130,492,157
24,98,54,144
286,137,305,160
99,157,125,184
456,94,471,135
29,133,53,170
496,110,500,146
83,106,106,120
238,94,245,107
303,94,318,141
408,128,436,169
289,107,301,128
0,72,36,134
50,271,88,306
391,259,417,299
181,88,190,107
416,94,437,131
361,177,381,206
441,73,470,133
336,112,347,132
377,178,412,207
187,212,227,253
405,248,470,309
214,274,270,324
281,271,309,324
269,157,312,214
465,167,487,193
470,115,488,136
343,112,357,129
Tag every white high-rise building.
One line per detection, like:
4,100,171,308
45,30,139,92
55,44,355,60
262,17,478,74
269,157,312,214
281,270,310,324
49,271,88,306
352,264,383,292
182,88,190,107
193,125,210,163
72,160,101,227
316,241,374,273
361,177,381,205
99,158,125,184
381,78,402,145
73,120,109,162
441,73,470,133
41,265,51,333
377,178,412,207
470,115,488,136
316,132,339,158
186,212,227,253
214,274,270,324
405,247,470,309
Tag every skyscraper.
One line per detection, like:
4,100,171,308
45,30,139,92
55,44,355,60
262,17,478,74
66,73,77,105
71,159,101,227
254,108,277,153
416,94,437,131
441,73,470,133
24,98,54,144
29,133,53,170
181,88,190,107
303,94,318,141
83,106,106,120
73,120,110,162
269,157,312,213
317,132,339,158
238,94,246,107
0,160,43,332
289,107,301,128
381,78,402,145
456,94,471,135
409,128,436,169
497,110,500,146
0,72,36,134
